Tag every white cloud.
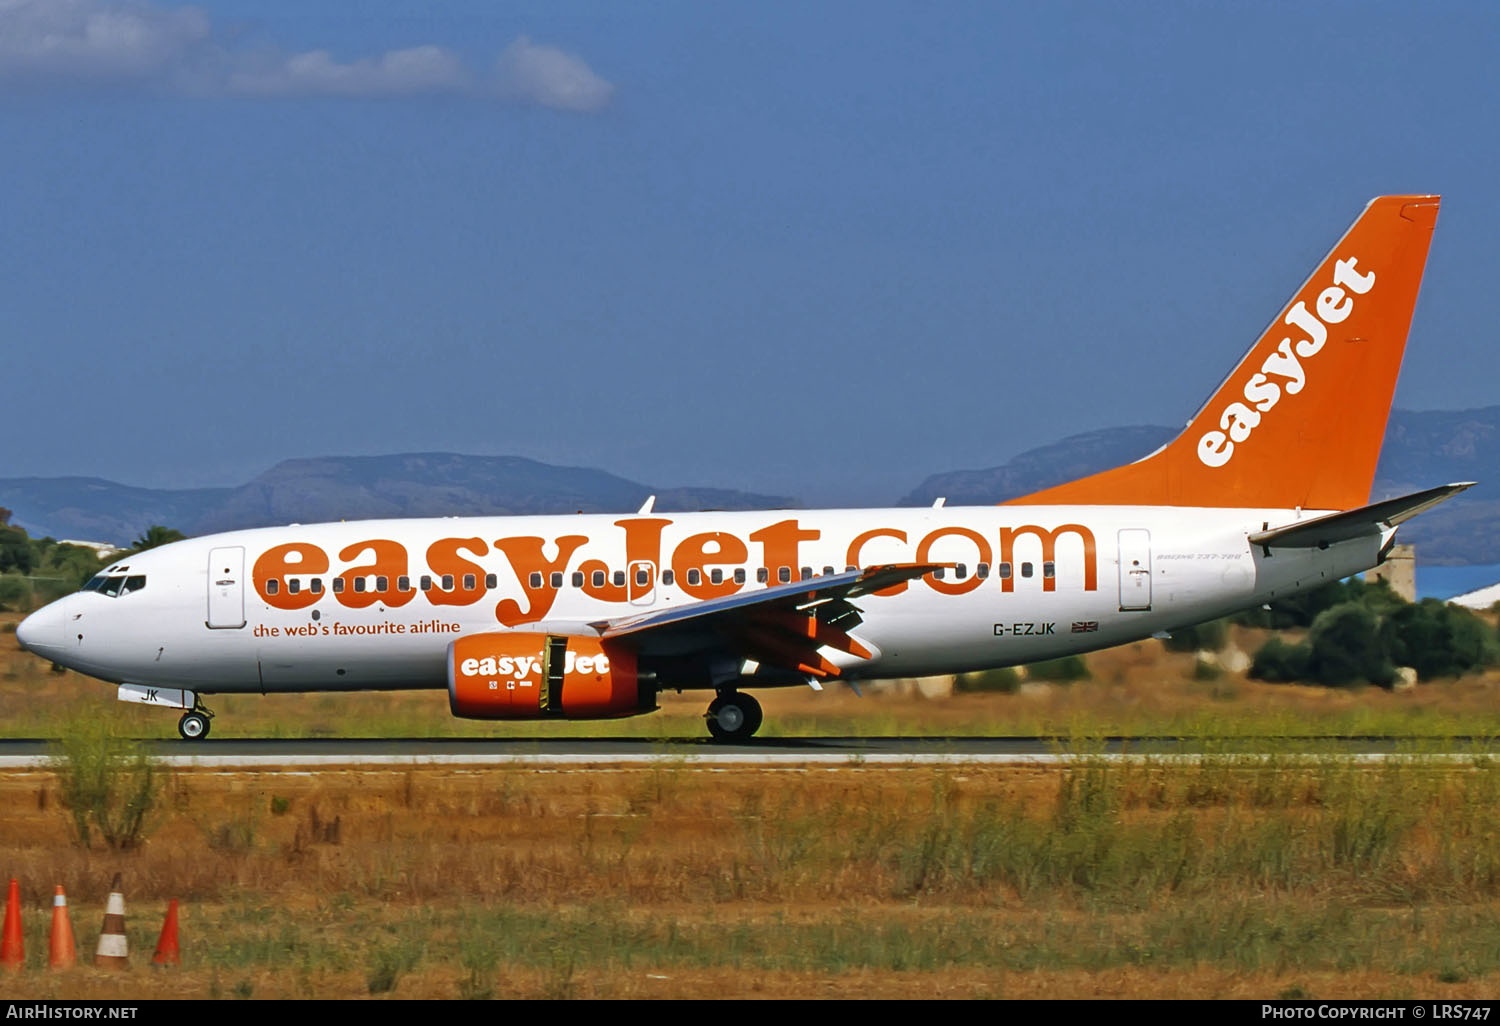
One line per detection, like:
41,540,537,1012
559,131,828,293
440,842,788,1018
495,36,614,113
227,45,472,98
0,0,210,82
0,0,613,110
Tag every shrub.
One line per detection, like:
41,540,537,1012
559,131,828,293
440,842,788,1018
1161,617,1229,653
48,714,166,850
1249,636,1312,683
1026,655,1090,682
953,667,1021,694
1303,602,1395,687
1380,599,1500,680
0,574,29,612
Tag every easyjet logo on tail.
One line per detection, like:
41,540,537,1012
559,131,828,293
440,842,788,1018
1196,256,1376,468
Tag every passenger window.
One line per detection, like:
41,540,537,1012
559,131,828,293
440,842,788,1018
528,572,541,589
333,578,346,594
662,570,674,586
592,570,605,588
822,566,834,577
485,574,498,590
845,565,857,573
397,576,410,592
375,576,388,592
1043,561,1055,579
1021,562,1034,578
122,575,145,595
287,578,301,594
636,569,649,587
420,576,432,592
734,568,745,585
778,567,791,584
464,574,477,591
353,577,366,593
264,578,278,597
311,578,324,594
687,568,701,586
757,568,769,584
572,572,584,588
977,562,990,579
998,563,1012,580
439,575,452,590
955,563,967,580
800,567,812,581
710,568,723,585
552,572,564,588
613,570,625,587
933,567,946,580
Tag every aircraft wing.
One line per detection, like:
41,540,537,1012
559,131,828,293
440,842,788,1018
579,564,941,680
1248,482,1474,549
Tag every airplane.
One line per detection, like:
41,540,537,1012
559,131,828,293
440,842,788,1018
15,194,1468,743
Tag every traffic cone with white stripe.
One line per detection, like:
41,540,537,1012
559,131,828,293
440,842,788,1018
93,874,128,968
49,886,76,969
1,878,21,971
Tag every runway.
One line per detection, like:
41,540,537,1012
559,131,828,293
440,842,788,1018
1,735,1496,769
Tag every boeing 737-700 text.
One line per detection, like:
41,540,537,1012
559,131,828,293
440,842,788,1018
15,195,1468,741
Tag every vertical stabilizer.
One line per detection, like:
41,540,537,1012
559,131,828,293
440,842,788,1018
1010,196,1440,511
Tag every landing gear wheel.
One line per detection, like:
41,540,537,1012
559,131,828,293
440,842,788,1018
706,692,762,743
178,711,211,741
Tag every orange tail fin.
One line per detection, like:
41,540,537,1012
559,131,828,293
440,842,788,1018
1011,195,1440,511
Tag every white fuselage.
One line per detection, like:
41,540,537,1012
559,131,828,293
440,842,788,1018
18,504,1385,697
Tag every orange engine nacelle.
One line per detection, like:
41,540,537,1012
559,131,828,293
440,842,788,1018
447,632,653,720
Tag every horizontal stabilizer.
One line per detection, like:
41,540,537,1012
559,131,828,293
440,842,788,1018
1248,482,1474,549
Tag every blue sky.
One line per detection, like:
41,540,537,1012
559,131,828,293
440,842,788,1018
3,1,1497,505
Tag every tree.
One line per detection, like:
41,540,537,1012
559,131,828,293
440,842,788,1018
0,526,35,575
0,506,10,526
130,526,186,552
1304,602,1394,687
1380,599,1500,680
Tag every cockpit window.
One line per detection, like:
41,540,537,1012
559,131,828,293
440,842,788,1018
86,574,147,597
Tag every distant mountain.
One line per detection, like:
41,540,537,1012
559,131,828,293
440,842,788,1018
0,453,795,544
901,407,1500,565
5,409,1496,565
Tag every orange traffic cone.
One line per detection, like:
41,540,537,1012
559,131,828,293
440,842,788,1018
1,878,22,971
93,874,128,968
49,886,76,969
150,900,179,968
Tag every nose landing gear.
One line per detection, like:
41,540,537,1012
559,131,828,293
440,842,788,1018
705,691,762,743
177,702,214,741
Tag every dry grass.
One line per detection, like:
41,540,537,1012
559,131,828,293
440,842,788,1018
4,759,1500,998
8,608,1500,998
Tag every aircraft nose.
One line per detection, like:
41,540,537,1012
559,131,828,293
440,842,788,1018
15,600,64,657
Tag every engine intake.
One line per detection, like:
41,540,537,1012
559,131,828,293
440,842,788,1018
447,632,654,720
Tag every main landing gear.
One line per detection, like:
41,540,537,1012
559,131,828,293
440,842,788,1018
705,691,762,743
177,701,214,741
